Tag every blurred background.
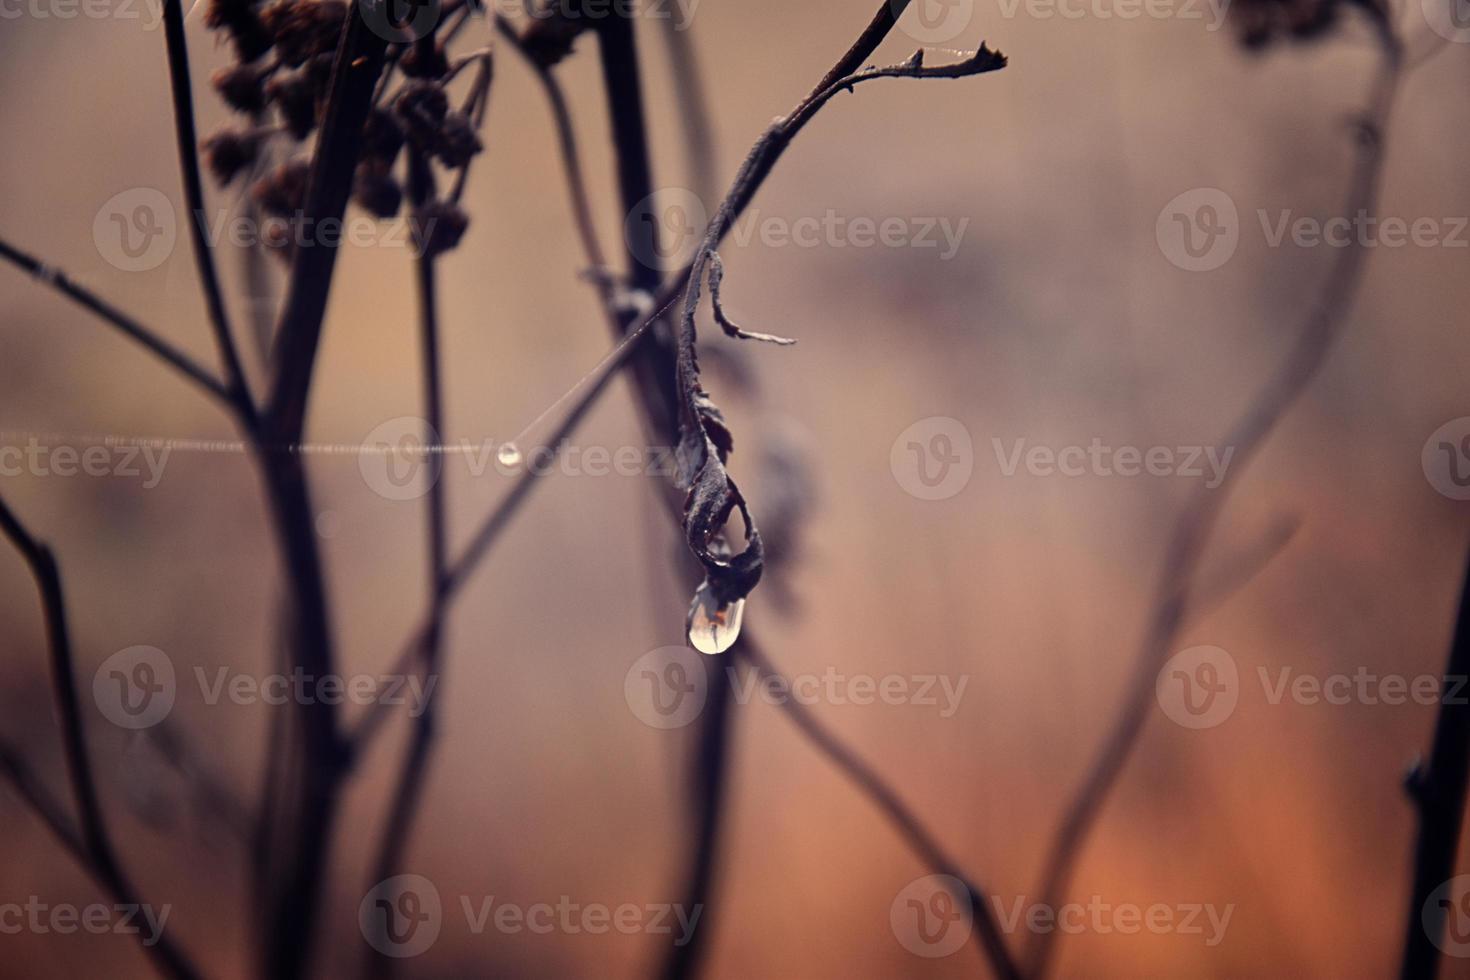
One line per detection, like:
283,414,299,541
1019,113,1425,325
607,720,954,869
2,0,1470,975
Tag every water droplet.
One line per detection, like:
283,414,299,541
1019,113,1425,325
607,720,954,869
497,442,522,468
686,583,745,655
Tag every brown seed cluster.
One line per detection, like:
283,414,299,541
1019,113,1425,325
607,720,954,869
1228,0,1345,49
202,0,487,261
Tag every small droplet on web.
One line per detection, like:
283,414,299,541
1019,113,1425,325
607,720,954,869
497,442,522,468
686,582,745,655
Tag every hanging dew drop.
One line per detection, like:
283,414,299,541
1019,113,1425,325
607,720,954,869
497,442,522,468
686,582,745,655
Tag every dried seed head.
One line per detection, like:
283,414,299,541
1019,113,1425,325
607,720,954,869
394,81,449,145
266,70,318,139
353,165,403,219
361,108,406,167
261,0,347,67
252,158,313,217
432,111,482,168
413,199,470,258
400,40,450,80
204,0,255,29
212,63,268,114
203,129,262,185
1230,0,1340,48
521,0,589,67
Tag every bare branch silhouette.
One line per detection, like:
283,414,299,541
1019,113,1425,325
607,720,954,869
1027,14,1404,975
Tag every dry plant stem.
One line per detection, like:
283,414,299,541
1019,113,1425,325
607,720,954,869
0,738,88,862
737,637,1022,980
364,246,450,979
347,299,676,751
656,15,718,205
492,15,609,279
594,10,685,465
0,498,204,980
661,648,734,980
266,7,388,441
0,237,230,404
161,0,254,417
356,18,1016,980
250,9,387,977
1401,545,1470,978
1026,25,1403,979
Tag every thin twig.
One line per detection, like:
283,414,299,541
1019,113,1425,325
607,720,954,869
0,237,230,404
493,15,611,283
266,4,390,443
0,498,204,980
1401,544,1470,978
736,635,1021,980
251,8,389,976
160,0,254,419
656,15,718,207
364,168,452,978
1026,18,1404,977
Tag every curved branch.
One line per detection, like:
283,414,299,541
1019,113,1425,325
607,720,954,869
1026,21,1404,977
